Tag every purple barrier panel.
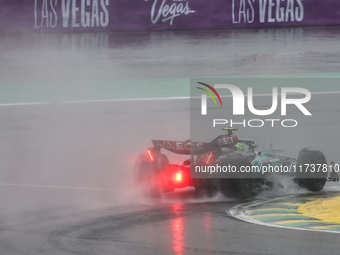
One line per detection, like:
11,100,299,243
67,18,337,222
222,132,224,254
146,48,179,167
1,0,340,33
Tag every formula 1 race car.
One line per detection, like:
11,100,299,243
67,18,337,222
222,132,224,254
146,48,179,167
134,128,339,198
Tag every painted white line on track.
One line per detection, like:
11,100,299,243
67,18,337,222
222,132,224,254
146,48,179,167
0,183,117,192
311,91,340,95
60,96,191,104
229,195,340,234
0,90,340,107
60,91,340,104
0,102,52,107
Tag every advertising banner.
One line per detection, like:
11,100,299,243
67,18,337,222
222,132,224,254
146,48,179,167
1,0,340,33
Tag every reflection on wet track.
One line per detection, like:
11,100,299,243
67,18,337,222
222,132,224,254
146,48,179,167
171,204,184,255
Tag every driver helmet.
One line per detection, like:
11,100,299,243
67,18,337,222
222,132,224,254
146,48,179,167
235,143,245,151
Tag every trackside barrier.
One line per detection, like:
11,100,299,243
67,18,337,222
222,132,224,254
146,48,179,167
1,0,340,33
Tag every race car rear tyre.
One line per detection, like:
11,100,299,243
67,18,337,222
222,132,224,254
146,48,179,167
296,149,327,192
219,178,256,199
193,179,218,197
237,178,258,198
219,179,237,197
134,153,161,198
206,181,219,197
134,153,155,185
219,160,257,199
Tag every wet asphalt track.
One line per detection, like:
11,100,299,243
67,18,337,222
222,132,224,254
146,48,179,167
2,191,340,255
1,26,340,254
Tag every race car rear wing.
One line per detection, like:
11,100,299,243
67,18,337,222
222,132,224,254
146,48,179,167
152,140,212,155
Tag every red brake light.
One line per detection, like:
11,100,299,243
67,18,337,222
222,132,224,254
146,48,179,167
176,173,182,181
147,149,154,161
